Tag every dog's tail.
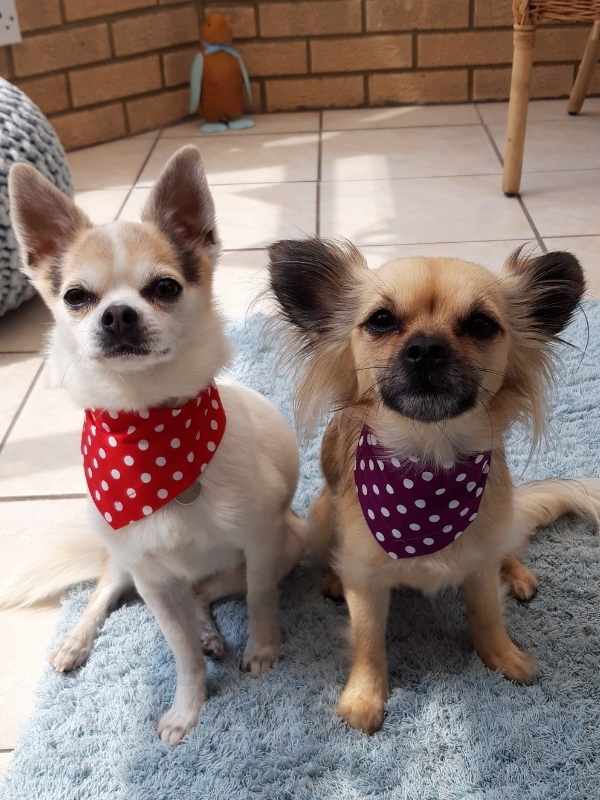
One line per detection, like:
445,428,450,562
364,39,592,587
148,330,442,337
0,529,105,610
514,478,600,535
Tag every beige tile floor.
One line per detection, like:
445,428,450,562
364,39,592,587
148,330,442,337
1,100,599,770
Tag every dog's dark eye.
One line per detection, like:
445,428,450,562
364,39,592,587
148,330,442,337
461,312,501,341
63,287,96,309
145,278,182,302
364,308,399,335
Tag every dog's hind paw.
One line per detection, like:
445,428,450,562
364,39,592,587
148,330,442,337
241,641,280,675
200,628,225,659
50,634,92,672
157,706,200,746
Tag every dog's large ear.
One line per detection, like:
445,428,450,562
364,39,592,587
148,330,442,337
504,249,585,339
9,163,91,295
268,238,366,429
142,145,218,283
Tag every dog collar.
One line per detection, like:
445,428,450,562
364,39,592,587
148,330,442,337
355,426,490,559
81,385,226,530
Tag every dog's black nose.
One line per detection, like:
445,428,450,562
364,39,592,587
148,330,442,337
101,304,139,336
404,334,450,368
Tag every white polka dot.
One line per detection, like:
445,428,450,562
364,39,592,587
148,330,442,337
475,454,484,464
405,545,416,555
371,435,378,446
454,531,464,540
442,462,454,470
127,425,136,435
95,490,101,501
359,436,364,446
435,488,446,496
173,471,183,481
114,501,123,511
170,438,181,449
93,458,98,469
139,410,149,419
84,445,88,455
101,480,109,491
104,512,112,523
469,513,478,522
124,455,134,466
172,409,181,417
409,523,421,532
185,419,192,429
155,456,166,467
207,441,216,452
456,473,466,482
483,462,490,474
385,483,394,494
396,504,407,514
154,424,165,433
377,460,385,471
361,484,368,495
467,481,476,492
415,499,426,509
359,459,365,470
391,457,401,468
86,436,91,446
99,448,106,459
187,452,195,463
110,469,121,480
126,487,136,498
373,484,380,495
138,439,149,451
443,524,453,533
367,509,375,520
403,478,414,489
392,529,402,538
200,464,207,473
380,507,390,517
421,471,433,482
142,505,153,515
408,455,419,463
476,486,484,497
211,399,219,410
368,459,374,471
423,537,435,546
375,531,385,542
448,500,459,509
157,488,168,500
460,507,470,517
101,422,110,432
108,411,119,419
429,514,440,523
387,551,398,560
108,436,117,448
141,473,151,484
87,467,92,478
91,425,96,436
210,419,218,431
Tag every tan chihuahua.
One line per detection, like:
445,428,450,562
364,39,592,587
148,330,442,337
268,239,600,734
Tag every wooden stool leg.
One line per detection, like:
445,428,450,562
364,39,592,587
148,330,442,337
568,22,600,116
503,24,536,197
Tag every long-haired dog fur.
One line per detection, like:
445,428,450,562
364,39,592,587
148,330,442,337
268,239,600,733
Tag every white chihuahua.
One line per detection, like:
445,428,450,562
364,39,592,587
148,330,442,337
6,146,306,744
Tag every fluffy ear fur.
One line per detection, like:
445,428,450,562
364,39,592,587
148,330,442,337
142,145,219,283
502,248,585,443
9,163,91,296
268,238,367,431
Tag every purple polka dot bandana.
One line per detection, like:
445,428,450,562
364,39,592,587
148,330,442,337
355,426,491,560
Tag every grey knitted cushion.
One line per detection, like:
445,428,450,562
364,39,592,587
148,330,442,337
0,78,72,317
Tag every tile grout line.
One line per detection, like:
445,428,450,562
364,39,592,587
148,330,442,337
0,493,87,503
0,360,45,457
475,105,548,254
316,111,323,237
115,131,163,221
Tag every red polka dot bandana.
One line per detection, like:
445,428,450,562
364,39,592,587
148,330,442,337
355,426,491,560
81,385,226,530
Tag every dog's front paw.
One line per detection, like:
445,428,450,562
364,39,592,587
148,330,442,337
50,633,92,672
477,640,537,683
200,628,225,660
241,641,280,675
157,706,200,746
337,686,386,734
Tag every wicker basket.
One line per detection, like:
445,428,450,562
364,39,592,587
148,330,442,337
514,0,600,25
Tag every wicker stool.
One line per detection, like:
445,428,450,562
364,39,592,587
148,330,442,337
503,1,600,195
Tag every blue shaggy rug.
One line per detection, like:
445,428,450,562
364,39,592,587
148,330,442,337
2,305,600,800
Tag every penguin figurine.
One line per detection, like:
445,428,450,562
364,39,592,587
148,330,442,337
189,13,254,133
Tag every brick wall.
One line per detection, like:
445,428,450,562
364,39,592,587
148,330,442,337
1,0,597,150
